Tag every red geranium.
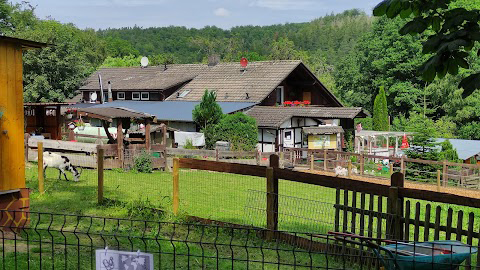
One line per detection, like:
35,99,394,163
303,100,311,105
283,101,293,105
293,101,302,106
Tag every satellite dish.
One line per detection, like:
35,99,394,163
90,92,97,102
141,57,149,67
240,57,248,68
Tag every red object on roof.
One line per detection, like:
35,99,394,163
401,133,410,149
240,57,248,68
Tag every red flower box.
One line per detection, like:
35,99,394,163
283,101,293,106
293,101,302,105
303,100,311,105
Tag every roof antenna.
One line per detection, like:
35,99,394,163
245,93,250,100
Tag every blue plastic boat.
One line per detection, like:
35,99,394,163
373,240,477,270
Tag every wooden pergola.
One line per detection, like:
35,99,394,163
355,130,415,157
77,107,165,162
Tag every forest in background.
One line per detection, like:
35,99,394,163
1,0,479,140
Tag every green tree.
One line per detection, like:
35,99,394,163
213,113,258,151
373,0,480,96
104,37,139,57
101,55,142,67
373,86,389,131
440,140,459,162
192,90,223,149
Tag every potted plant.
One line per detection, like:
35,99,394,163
75,119,86,131
293,100,302,106
283,101,293,107
303,100,311,106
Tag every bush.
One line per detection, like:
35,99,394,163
213,113,258,151
133,150,153,173
184,138,196,149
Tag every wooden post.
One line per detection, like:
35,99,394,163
173,158,180,215
443,160,448,187
161,124,167,145
255,150,260,165
117,119,124,167
97,147,104,204
323,150,328,171
389,163,394,177
37,142,44,194
215,149,219,162
68,129,75,141
310,154,314,171
390,172,405,240
347,160,352,177
24,133,30,162
400,156,405,175
266,154,279,240
145,119,151,150
360,154,364,175
437,170,441,192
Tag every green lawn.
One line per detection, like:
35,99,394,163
18,163,480,268
16,164,354,269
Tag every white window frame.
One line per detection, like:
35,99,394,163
117,92,125,100
132,92,141,101
141,92,150,101
276,86,284,104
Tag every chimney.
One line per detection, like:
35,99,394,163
107,81,113,102
208,55,220,66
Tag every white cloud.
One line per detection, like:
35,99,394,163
249,0,315,10
214,7,231,17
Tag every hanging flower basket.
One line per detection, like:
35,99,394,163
66,113,73,119
75,119,86,131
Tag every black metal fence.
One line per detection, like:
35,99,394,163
1,210,477,270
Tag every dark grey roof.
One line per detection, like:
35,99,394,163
436,138,480,160
80,64,209,91
303,126,344,135
88,101,255,122
245,106,368,128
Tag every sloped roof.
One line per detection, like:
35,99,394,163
78,107,152,121
246,106,368,128
0,36,49,49
80,64,209,91
303,126,344,135
166,60,303,103
436,138,480,160
85,101,255,122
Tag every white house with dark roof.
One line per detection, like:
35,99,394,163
75,60,368,151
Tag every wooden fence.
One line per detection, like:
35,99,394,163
286,148,480,188
26,137,166,169
172,155,480,267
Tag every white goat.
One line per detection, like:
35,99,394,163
334,166,348,177
43,152,82,182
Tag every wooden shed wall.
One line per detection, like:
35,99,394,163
0,41,25,190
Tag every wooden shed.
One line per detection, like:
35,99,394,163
24,102,70,140
0,36,47,225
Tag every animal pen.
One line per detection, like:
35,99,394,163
15,152,480,269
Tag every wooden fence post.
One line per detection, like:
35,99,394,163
389,172,405,240
443,160,448,187
255,150,260,165
24,133,30,162
323,150,328,171
173,158,180,215
37,142,44,194
389,163,394,177
347,160,352,178
310,154,314,171
360,154,364,175
400,156,405,175
215,149,219,162
266,154,279,240
97,146,104,204
437,170,441,192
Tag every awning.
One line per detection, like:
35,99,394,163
303,126,344,135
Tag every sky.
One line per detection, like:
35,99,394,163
11,0,379,30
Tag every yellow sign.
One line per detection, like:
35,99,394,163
308,134,337,149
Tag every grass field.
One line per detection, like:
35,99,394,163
17,163,480,268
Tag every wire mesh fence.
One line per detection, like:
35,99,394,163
2,210,480,270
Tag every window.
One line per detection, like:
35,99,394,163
141,92,150,100
132,92,140,100
177,89,191,98
276,86,284,105
117,92,125,100
103,92,108,103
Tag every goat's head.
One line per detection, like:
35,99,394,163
71,165,83,182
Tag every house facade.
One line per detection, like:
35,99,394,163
75,60,367,151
